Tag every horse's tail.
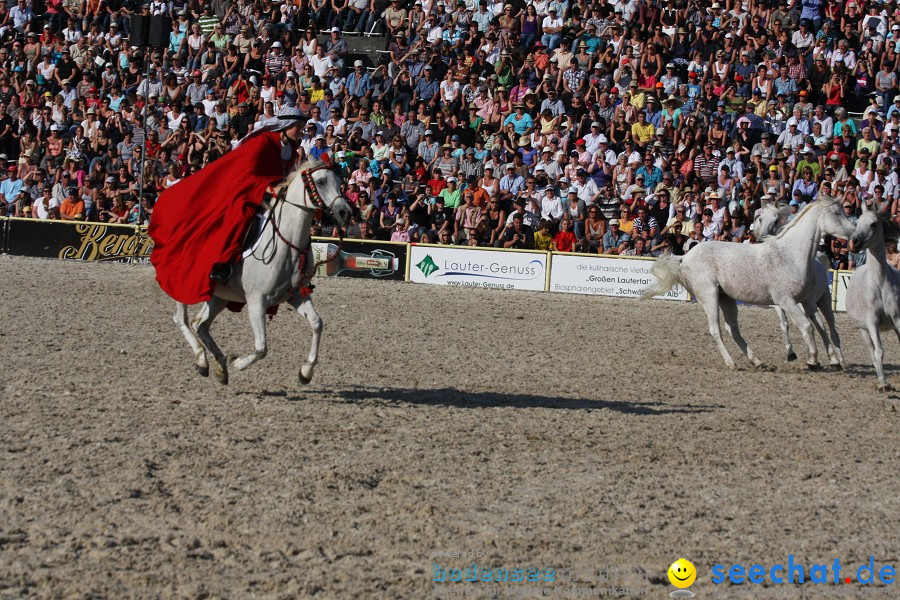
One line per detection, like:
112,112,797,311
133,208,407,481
642,255,684,299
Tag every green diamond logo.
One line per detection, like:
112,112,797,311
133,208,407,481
416,255,439,277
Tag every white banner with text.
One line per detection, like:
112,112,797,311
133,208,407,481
549,254,689,301
832,270,852,313
408,245,548,291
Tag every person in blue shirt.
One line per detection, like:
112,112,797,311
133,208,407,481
345,60,372,101
0,166,24,215
503,104,533,135
412,66,439,108
635,156,663,191
309,135,331,161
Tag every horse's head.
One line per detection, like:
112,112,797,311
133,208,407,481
848,201,883,252
753,204,790,239
817,198,857,240
295,161,354,228
308,166,353,228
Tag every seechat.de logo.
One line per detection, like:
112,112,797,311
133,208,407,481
668,558,697,598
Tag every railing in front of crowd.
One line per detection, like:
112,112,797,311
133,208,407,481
0,217,854,312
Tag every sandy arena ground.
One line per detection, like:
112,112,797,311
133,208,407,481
1,255,899,599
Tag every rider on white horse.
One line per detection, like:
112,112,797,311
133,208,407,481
149,106,308,305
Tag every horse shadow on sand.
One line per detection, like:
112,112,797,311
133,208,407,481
257,386,723,415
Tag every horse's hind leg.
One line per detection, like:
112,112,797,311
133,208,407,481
288,294,323,384
775,306,797,362
816,293,844,368
720,295,763,367
695,290,737,369
230,297,268,372
193,297,229,385
174,302,209,377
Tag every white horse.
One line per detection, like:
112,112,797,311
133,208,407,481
643,199,856,369
173,160,353,385
846,203,900,391
752,204,844,367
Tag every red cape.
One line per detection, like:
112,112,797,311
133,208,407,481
149,131,287,305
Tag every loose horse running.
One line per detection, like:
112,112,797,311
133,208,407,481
174,160,353,385
846,203,900,391
643,199,856,369
752,204,844,367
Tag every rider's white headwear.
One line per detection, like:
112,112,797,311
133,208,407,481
234,106,306,148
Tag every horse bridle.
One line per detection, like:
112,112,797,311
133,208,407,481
271,163,345,253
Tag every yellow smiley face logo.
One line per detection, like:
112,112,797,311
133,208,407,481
668,558,697,588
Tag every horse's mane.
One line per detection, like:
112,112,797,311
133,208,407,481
882,215,900,244
759,200,822,242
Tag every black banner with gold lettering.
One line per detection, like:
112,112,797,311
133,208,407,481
5,219,153,262
0,218,7,254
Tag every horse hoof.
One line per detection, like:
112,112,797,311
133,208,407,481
787,352,798,362
299,372,312,385
830,363,843,371
196,364,209,378
214,367,229,385
807,363,821,371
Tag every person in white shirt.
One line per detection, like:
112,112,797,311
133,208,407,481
540,7,563,50
539,185,564,222
828,40,857,71
582,122,605,155
309,45,333,79
571,168,599,206
785,107,810,136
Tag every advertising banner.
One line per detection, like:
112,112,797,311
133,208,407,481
548,253,689,301
832,270,853,313
0,217,7,254
311,238,407,280
5,219,151,262
408,244,548,291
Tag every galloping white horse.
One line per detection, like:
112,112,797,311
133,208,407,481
752,204,844,367
643,199,856,369
846,203,900,391
174,160,353,385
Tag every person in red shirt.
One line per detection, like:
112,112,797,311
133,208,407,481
149,107,307,305
552,217,577,252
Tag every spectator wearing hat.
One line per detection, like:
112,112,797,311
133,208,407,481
323,28,349,70
540,6,563,50
417,130,441,169
602,219,629,255
499,163,525,204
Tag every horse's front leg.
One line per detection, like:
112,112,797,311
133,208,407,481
288,294,323,384
774,305,797,362
780,300,819,369
229,296,269,372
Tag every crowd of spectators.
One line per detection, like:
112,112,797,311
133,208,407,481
1,0,899,269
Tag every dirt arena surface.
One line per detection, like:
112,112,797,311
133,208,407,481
1,254,899,599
